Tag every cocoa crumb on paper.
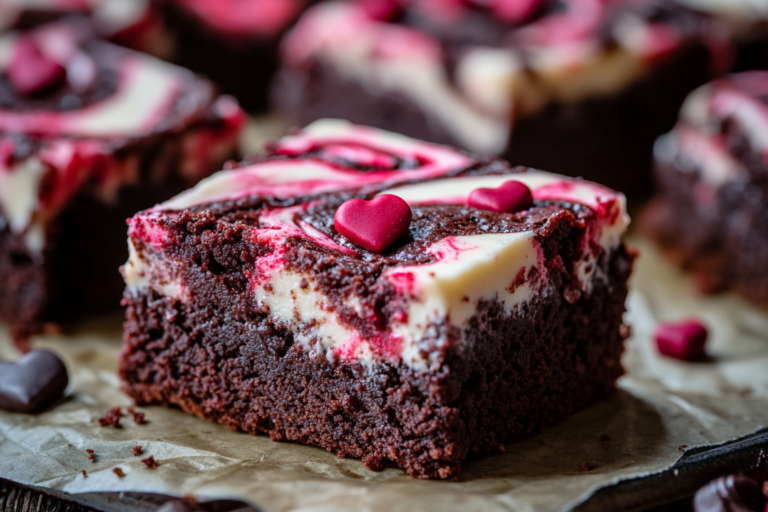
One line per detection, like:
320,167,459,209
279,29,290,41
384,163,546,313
98,407,123,428
81,470,87,478
113,468,125,477
127,407,147,424
142,455,159,469
134,446,143,456
86,449,95,462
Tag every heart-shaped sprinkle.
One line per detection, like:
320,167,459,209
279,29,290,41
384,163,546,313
334,194,412,253
360,0,402,21
491,0,542,22
468,180,533,213
653,319,708,361
0,350,69,413
8,35,67,96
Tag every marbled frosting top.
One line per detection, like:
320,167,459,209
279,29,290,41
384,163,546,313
0,21,243,251
124,119,630,369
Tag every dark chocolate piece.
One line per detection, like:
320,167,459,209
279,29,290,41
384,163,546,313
157,500,260,512
0,350,68,413
693,475,766,512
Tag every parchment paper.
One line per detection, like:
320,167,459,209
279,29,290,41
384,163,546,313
2,219,768,510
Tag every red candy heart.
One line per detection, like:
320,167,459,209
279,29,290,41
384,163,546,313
654,319,708,361
468,180,533,213
491,0,542,22
360,0,402,20
334,194,412,253
8,35,67,95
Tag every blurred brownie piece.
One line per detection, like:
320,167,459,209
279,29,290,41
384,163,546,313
274,0,726,196
0,21,244,337
154,0,319,112
641,71,768,306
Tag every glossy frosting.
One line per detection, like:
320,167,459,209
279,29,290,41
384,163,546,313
0,23,244,252
282,0,704,154
125,120,630,370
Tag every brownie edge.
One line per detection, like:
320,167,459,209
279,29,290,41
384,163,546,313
120,244,633,479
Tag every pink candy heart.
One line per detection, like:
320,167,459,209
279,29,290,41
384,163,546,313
8,35,67,95
491,0,542,22
468,180,533,213
654,319,708,361
334,194,412,253
360,0,402,20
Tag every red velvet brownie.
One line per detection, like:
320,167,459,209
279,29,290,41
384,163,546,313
274,0,726,196
0,21,244,337
673,0,768,71
642,71,768,307
0,0,167,56
120,119,634,479
153,0,319,112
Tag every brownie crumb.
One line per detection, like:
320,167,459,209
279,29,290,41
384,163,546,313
580,463,599,472
141,456,159,469
600,435,611,442
86,449,95,463
132,411,146,424
81,470,87,478
98,407,123,428
133,446,143,456
678,445,688,451
113,468,125,477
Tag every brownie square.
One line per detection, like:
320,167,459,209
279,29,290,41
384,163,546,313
0,21,244,337
273,0,722,196
154,0,319,112
120,119,634,478
641,71,768,307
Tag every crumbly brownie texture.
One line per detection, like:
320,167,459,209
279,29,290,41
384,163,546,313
155,0,318,112
641,71,768,307
0,22,244,336
274,0,723,195
121,120,634,479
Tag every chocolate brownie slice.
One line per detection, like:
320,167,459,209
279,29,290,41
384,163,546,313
274,0,723,196
154,0,319,112
641,71,768,307
673,0,768,71
0,0,168,57
120,119,635,479
0,21,244,337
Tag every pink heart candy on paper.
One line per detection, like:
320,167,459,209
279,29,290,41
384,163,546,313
653,319,708,361
334,194,412,253
468,180,533,213
8,35,67,96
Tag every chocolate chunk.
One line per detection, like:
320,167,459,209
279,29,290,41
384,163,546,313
693,475,766,512
0,350,68,413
